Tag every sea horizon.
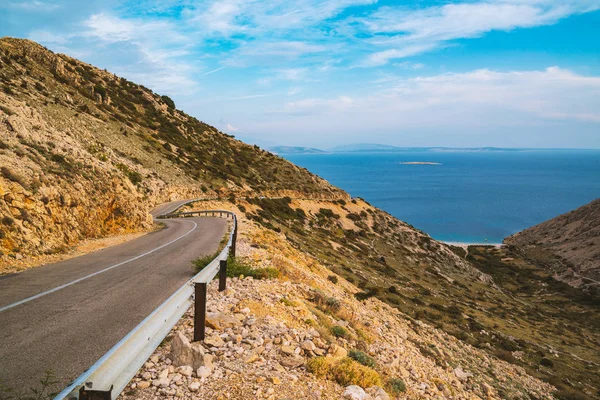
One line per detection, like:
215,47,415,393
283,148,600,244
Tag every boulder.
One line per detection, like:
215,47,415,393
170,331,214,370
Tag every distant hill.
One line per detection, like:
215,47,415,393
329,144,534,153
329,143,404,152
269,146,326,154
504,198,600,288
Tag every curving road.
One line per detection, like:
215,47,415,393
0,201,227,393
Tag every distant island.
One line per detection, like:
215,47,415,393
400,161,441,165
269,143,587,154
268,146,327,155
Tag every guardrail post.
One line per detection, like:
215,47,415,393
231,225,237,258
218,259,227,292
193,282,207,342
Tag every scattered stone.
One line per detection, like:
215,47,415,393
343,385,372,400
301,340,316,351
454,367,473,381
197,366,212,379
270,377,281,385
137,381,151,389
206,312,241,330
177,366,193,377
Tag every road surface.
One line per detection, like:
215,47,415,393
0,201,227,394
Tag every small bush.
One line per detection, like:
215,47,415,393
307,357,382,388
387,377,407,394
161,95,175,109
331,325,348,338
226,256,279,280
327,275,338,284
0,229,5,239
330,358,382,387
94,84,107,101
1,216,14,226
312,290,341,313
307,357,334,378
540,357,554,367
317,208,339,219
192,251,219,273
348,349,376,368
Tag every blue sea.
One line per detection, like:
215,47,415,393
284,150,600,243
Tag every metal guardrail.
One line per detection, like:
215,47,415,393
55,206,237,400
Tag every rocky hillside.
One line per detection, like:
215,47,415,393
0,37,342,270
504,199,600,288
1,38,598,399
119,203,553,400
196,197,598,400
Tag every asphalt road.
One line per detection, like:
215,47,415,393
0,201,227,394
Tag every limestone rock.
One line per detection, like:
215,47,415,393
205,312,241,330
343,385,372,400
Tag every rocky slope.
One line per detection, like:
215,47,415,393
504,198,600,288
0,37,341,271
120,207,554,400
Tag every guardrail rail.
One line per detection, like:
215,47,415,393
55,206,238,400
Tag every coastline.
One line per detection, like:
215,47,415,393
443,241,503,250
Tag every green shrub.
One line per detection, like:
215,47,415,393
327,275,338,284
0,229,5,239
540,357,554,367
317,208,339,219
348,349,376,368
192,251,219,273
161,95,175,109
331,325,348,338
1,216,14,226
94,84,107,101
387,377,407,394
115,163,143,185
226,256,279,280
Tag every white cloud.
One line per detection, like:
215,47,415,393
357,0,600,65
273,67,600,129
3,1,59,12
361,44,439,67
226,123,239,132
188,0,376,36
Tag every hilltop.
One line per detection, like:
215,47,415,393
0,38,598,399
505,198,600,289
0,37,342,269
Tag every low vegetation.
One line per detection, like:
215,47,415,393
233,196,600,399
307,357,382,388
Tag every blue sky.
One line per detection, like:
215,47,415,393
1,0,599,148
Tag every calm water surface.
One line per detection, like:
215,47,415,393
284,150,600,243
